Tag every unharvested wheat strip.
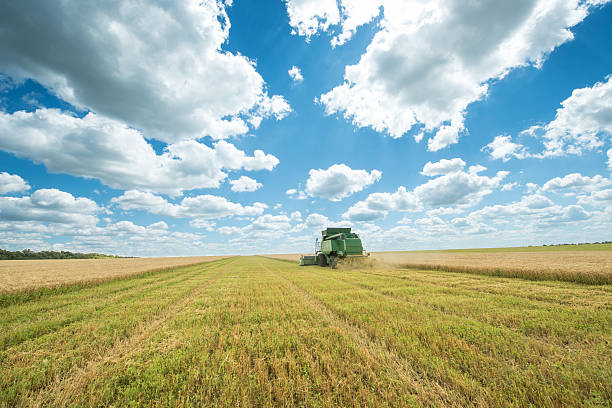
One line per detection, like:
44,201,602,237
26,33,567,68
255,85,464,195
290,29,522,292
31,258,236,407
0,270,176,320
1,257,232,316
351,266,612,314
372,251,612,284
263,251,612,284
0,258,224,334
357,268,612,308
1,261,223,353
8,258,233,317
398,262,611,284
0,256,229,292
2,264,195,323
257,259,465,407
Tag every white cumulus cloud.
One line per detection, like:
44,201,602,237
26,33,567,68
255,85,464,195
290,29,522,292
288,66,304,82
577,188,612,206
414,170,508,207
344,165,507,221
305,213,329,228
0,217,219,257
111,190,267,220
284,0,340,39
219,214,296,243
218,226,244,236
0,0,290,142
0,189,100,225
482,135,529,161
542,173,611,193
522,75,612,157
0,172,30,195
304,164,382,201
421,158,466,177
501,182,519,192
466,193,591,228
286,188,307,200
189,219,216,231
331,0,383,47
485,76,612,161
247,214,292,231
317,0,606,150
344,186,420,221
0,109,279,196
229,176,263,192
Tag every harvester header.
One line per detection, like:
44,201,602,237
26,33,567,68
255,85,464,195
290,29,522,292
299,227,368,267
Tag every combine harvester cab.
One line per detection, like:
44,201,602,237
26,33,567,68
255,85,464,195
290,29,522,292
299,227,369,268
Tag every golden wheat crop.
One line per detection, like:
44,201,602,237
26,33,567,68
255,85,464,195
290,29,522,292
265,249,612,284
0,256,228,292
372,251,612,284
263,253,302,261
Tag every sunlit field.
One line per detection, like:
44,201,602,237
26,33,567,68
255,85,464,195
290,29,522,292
1,256,610,407
0,256,229,293
268,244,612,284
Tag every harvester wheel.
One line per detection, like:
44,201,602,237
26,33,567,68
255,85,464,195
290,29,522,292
329,256,337,269
317,253,327,267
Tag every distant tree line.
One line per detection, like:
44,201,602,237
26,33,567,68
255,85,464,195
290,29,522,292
0,249,118,260
529,241,611,247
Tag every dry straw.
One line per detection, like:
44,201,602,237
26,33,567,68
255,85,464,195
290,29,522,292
265,250,612,285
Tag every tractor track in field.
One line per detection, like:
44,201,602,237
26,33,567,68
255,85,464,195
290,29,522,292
30,258,236,408
257,259,467,408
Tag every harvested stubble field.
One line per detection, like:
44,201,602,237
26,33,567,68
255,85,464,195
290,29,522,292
0,256,228,292
267,244,612,284
1,256,610,407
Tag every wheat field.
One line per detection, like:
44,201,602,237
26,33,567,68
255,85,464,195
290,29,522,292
1,256,610,407
266,246,612,284
0,256,228,292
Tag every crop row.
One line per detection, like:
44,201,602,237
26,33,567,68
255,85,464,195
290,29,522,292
1,256,610,407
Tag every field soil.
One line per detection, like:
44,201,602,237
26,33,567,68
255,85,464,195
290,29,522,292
266,249,612,284
0,256,228,292
1,256,610,407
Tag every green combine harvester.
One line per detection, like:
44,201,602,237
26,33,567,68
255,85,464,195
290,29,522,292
299,227,368,268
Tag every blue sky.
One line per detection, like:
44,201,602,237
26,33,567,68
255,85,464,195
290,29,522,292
0,0,611,256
